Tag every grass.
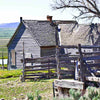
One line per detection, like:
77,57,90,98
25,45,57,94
0,46,8,58
0,69,55,99
0,77,54,100
0,69,22,78
0,64,7,68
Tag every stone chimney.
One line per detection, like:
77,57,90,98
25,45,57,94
47,15,52,22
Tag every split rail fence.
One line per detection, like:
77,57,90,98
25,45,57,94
21,45,79,81
76,44,100,83
21,44,100,82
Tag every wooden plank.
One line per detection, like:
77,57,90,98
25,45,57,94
22,42,25,82
81,45,100,48
60,70,74,75
78,44,86,82
86,63,100,67
25,63,56,68
59,56,78,61
21,59,56,63
59,53,71,57
60,45,100,49
25,67,56,71
25,76,45,80
54,80,84,90
55,46,61,79
60,45,78,48
1,50,4,70
82,51,100,55
83,56,100,60
60,61,75,65
25,67,53,72
24,57,56,63
25,73,49,76
86,76,100,82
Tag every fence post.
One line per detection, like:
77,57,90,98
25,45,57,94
55,24,61,79
56,46,61,79
78,44,86,82
22,42,25,82
2,47,4,70
48,59,50,78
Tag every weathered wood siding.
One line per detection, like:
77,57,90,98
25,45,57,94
8,23,40,69
41,47,56,57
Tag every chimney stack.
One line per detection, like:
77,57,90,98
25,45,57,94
47,15,52,22
20,17,23,22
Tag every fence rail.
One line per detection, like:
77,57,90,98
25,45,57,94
21,46,77,81
21,44,100,82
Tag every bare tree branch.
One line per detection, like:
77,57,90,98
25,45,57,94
51,0,100,22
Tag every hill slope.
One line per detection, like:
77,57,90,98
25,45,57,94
0,22,19,28
0,22,19,38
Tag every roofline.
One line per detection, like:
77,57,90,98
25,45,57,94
7,22,22,47
23,19,77,23
56,20,77,24
40,45,56,48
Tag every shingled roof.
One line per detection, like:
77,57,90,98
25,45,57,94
60,23,100,45
23,20,56,46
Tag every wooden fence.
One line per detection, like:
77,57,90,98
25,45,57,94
21,44,100,82
53,44,100,98
21,45,78,81
0,46,8,70
76,44,100,83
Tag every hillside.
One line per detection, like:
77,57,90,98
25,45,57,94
0,22,19,28
0,22,19,38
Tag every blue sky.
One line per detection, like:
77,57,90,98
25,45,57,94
0,0,74,23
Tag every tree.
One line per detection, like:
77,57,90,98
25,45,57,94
51,0,100,22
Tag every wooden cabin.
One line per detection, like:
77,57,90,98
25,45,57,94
7,15,100,70
7,16,76,69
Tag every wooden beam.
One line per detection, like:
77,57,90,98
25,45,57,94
78,44,86,82
83,56,100,60
86,76,100,82
54,80,84,90
60,45,78,48
25,63,56,68
81,45,100,48
22,42,25,82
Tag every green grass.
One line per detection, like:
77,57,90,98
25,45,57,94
0,69,22,78
0,46,8,58
0,78,54,100
0,64,7,67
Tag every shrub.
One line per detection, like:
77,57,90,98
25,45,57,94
27,93,34,100
87,87,98,100
27,91,42,100
54,87,100,100
69,89,81,100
